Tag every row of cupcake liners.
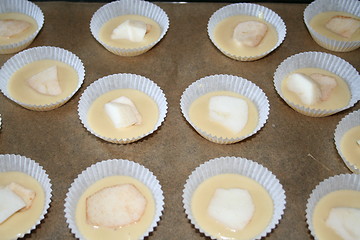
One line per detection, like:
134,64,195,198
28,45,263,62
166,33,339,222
1,153,358,240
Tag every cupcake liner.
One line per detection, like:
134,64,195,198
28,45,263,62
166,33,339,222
334,109,360,173
0,154,52,239
182,156,286,240
207,3,286,61
90,0,169,56
306,174,360,240
304,0,360,52
64,159,164,240
274,51,360,117
180,74,270,144
0,46,85,111
0,0,44,54
78,73,168,144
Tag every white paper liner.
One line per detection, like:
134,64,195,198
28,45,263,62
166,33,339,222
273,51,360,117
180,74,270,144
305,174,360,240
0,46,85,111
334,109,360,173
78,73,168,144
0,113,2,130
207,3,286,61
182,156,286,240
90,0,169,56
0,0,44,54
64,159,164,240
0,154,52,239
304,0,360,52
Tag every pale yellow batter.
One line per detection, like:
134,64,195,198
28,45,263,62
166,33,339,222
0,12,37,45
340,125,360,169
313,190,360,240
99,14,161,49
75,175,155,240
0,171,45,240
189,91,258,139
191,174,273,240
213,15,278,57
87,89,159,139
8,59,79,105
281,68,350,110
310,11,360,41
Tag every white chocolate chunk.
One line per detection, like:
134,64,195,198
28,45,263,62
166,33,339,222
208,188,255,231
309,73,337,101
86,184,147,229
286,73,322,105
326,207,360,240
6,182,35,210
325,16,360,38
357,140,360,147
209,95,248,134
0,187,26,224
0,19,31,38
233,20,268,47
104,96,142,128
27,66,62,96
111,19,150,42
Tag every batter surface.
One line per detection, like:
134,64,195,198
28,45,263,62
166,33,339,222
0,171,45,240
340,125,360,169
191,174,273,240
213,15,278,57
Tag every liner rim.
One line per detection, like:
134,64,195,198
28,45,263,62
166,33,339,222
0,46,85,111
273,51,360,117
0,154,52,239
334,109,360,173
207,2,287,61
64,158,164,240
180,74,270,144
182,156,286,240
305,173,360,240
77,73,168,144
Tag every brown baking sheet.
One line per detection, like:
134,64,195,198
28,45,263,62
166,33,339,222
0,1,359,239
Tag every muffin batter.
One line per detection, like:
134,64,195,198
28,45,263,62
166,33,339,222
191,173,273,240
281,68,350,110
87,89,159,139
75,175,155,240
0,171,45,240
310,11,360,41
99,14,161,49
213,15,278,57
8,59,79,105
189,91,258,139
340,125,360,169
312,190,360,240
0,12,37,45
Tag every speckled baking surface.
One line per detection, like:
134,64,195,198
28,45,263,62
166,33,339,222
0,1,359,240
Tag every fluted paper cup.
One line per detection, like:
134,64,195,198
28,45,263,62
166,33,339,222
274,51,360,117
207,3,286,61
64,159,164,240
0,46,85,111
0,154,52,239
0,0,44,54
304,0,360,52
180,74,270,144
306,174,360,240
78,73,167,144
334,109,360,173
90,0,169,56
183,156,286,240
